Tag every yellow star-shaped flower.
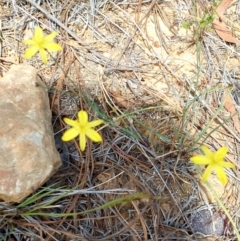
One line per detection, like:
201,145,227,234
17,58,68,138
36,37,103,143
62,110,104,152
23,27,62,64
190,146,235,185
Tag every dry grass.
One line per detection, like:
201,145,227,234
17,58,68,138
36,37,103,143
0,0,240,240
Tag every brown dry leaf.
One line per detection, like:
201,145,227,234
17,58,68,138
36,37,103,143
222,90,240,134
107,89,135,109
216,0,231,15
212,0,240,44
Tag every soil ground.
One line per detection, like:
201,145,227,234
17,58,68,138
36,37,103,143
0,0,240,240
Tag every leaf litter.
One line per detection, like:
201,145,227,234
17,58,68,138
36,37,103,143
213,0,240,43
0,0,240,240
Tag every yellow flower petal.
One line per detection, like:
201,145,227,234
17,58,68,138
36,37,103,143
85,128,102,142
39,49,48,64
63,118,79,128
44,31,58,42
79,133,86,151
87,119,104,128
201,146,213,159
42,42,62,51
62,128,80,141
191,145,235,185
23,27,62,64
24,46,39,59
201,165,213,182
215,146,228,161
215,165,228,185
61,110,104,152
221,161,235,168
34,27,43,40
190,155,211,165
78,110,88,125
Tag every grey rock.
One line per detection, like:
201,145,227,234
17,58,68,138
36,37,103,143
0,65,61,203
189,206,226,236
